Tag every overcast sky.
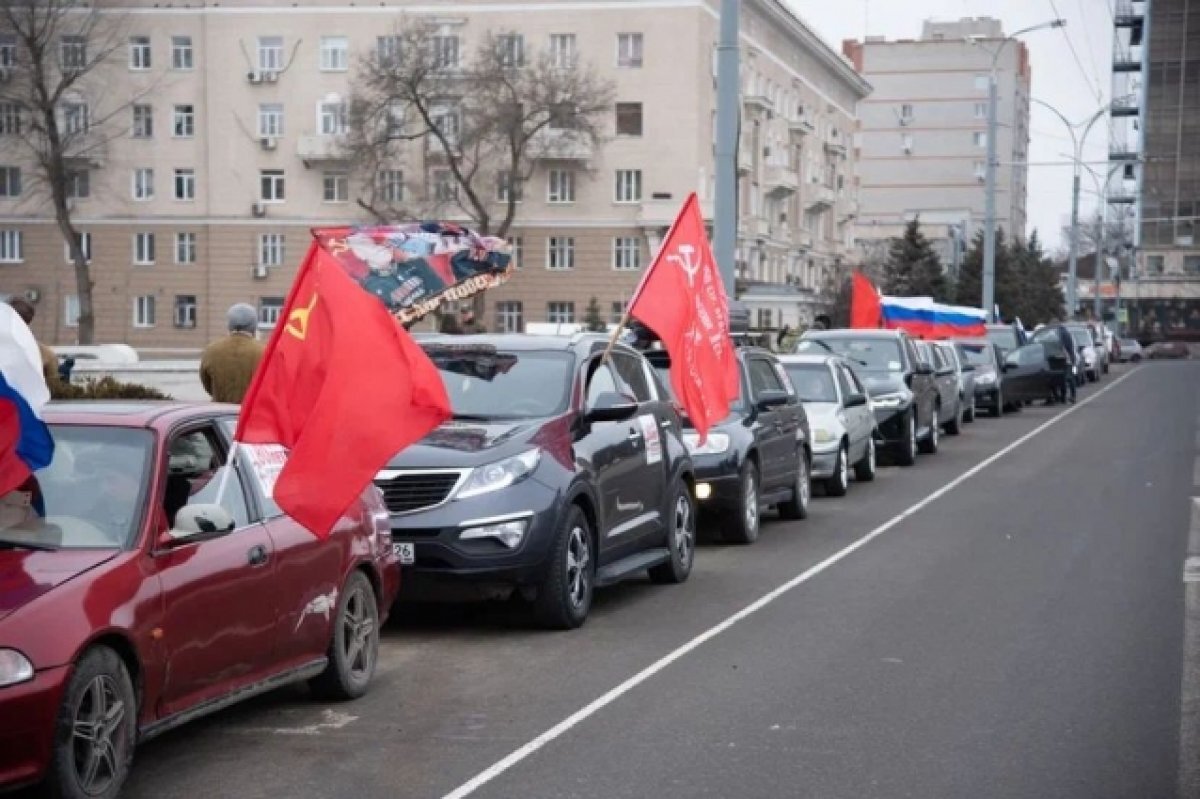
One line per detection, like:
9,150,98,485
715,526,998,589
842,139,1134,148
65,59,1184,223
788,0,1116,254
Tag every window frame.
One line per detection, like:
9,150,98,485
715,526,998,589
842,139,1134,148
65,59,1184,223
322,171,349,203
133,231,156,266
0,229,23,263
173,104,195,138
132,295,157,329
258,36,284,72
175,232,197,265
260,169,286,203
547,300,575,325
129,36,152,71
171,35,194,70
547,169,576,203
319,35,349,72
615,102,643,136
132,167,154,201
546,236,575,270
131,104,153,138
614,169,642,203
612,236,641,271
259,233,285,267
258,103,284,138
173,294,198,329
0,165,21,199
173,168,196,201
616,32,643,68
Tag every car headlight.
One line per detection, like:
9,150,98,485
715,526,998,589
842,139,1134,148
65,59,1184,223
456,449,541,500
870,390,911,409
975,371,996,385
812,428,835,444
682,431,731,455
459,515,530,549
0,649,33,688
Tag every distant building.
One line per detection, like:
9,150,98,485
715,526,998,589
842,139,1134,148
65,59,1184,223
843,17,1032,271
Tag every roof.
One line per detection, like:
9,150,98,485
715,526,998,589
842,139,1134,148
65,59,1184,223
776,353,841,366
44,401,235,428
803,328,905,340
418,332,632,357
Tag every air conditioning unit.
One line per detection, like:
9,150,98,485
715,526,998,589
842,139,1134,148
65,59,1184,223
253,264,268,279
263,71,279,83
247,70,263,84
251,201,266,218
260,137,277,151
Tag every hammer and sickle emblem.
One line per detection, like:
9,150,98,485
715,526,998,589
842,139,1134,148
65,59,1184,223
666,244,701,288
285,293,318,341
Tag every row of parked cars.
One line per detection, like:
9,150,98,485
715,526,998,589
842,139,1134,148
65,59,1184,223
0,318,1122,798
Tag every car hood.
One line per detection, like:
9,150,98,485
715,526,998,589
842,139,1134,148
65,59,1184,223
803,403,844,430
383,418,553,469
858,372,907,397
0,548,118,621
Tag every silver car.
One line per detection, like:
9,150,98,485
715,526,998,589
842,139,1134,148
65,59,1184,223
935,341,977,423
778,353,877,497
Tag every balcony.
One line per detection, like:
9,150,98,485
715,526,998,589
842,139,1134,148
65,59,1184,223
789,117,815,137
764,164,800,197
824,140,848,158
297,135,348,166
743,93,774,115
738,217,772,241
1109,143,1140,162
530,128,594,161
638,197,713,228
805,184,835,211
1114,1,1145,26
1111,95,1140,117
63,132,108,168
1112,47,1143,73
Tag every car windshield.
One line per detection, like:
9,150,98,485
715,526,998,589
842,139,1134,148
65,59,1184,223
798,338,902,372
1067,328,1091,347
424,345,573,420
782,364,837,403
959,342,993,367
0,426,153,550
987,327,1019,352
651,363,746,411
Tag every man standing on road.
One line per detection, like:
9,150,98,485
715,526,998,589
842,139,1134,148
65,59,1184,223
1047,323,1077,405
200,304,264,404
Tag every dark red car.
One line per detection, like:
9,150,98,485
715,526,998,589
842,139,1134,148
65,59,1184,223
0,403,399,798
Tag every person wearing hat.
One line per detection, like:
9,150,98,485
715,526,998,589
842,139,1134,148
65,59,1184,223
200,303,265,404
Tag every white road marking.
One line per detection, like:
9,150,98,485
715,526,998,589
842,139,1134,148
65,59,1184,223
442,369,1139,799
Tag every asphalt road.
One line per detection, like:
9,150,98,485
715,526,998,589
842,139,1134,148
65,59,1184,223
108,361,1198,799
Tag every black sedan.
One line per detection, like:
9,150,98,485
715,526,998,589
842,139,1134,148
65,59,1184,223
957,339,1008,417
377,335,696,630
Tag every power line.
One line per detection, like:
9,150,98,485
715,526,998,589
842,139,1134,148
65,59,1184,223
1076,0,1108,97
1047,0,1107,103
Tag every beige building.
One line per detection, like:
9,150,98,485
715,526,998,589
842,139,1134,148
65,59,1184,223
844,18,1032,270
0,0,868,347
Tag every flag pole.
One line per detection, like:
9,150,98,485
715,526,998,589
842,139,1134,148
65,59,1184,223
212,441,240,507
600,308,633,364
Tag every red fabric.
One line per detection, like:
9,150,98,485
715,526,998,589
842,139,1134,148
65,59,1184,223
235,243,451,537
0,400,31,497
850,271,882,329
628,193,738,442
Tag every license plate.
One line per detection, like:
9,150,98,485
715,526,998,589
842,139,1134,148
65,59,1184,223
392,542,415,565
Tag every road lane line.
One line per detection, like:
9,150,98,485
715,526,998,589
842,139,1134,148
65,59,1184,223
442,369,1140,799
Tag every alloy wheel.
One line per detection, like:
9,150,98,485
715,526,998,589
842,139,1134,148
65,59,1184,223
72,674,127,797
744,472,759,536
673,494,694,569
838,445,849,490
868,438,876,472
566,525,590,608
797,456,810,508
341,584,377,681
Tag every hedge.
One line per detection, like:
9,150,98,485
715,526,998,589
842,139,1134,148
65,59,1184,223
51,376,172,401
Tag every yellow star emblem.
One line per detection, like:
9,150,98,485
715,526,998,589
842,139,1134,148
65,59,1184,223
285,292,318,341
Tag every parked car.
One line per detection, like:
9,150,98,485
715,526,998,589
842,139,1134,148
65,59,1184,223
1085,322,1110,375
915,340,964,435
985,322,1028,356
1147,340,1192,359
379,335,695,630
956,339,1008,417
1065,324,1099,382
647,345,810,543
0,403,399,797
777,353,875,497
937,341,977,423
1118,338,1144,362
797,329,939,466
1000,342,1058,402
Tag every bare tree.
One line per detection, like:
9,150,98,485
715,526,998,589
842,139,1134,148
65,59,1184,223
1059,206,1136,260
0,0,142,344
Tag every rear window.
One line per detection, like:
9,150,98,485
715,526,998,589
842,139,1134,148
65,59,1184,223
959,343,993,367
797,337,902,372
782,364,837,403
424,345,573,420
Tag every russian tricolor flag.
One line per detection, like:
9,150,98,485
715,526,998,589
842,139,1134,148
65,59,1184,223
880,296,987,339
0,303,54,499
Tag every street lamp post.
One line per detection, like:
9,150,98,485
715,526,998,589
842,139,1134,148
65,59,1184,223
1077,163,1126,321
972,20,1064,323
713,0,739,297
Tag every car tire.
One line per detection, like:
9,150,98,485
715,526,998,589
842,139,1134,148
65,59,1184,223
824,443,849,497
310,570,380,701
919,407,939,454
724,461,762,543
964,395,977,423
854,437,877,482
895,412,917,467
649,482,696,584
991,388,1004,418
777,449,810,520
45,646,137,799
945,401,962,435
533,504,594,629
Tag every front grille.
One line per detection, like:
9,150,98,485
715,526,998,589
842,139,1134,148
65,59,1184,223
375,471,464,515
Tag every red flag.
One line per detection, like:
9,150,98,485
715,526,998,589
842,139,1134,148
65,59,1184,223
850,270,882,329
236,242,451,537
628,193,738,442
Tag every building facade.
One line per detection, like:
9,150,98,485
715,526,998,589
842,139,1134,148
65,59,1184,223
843,18,1032,273
0,0,868,348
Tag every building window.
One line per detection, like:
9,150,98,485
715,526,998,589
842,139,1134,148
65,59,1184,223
547,301,575,324
432,168,456,201
260,169,285,202
173,104,195,137
376,35,402,63
547,237,575,270
550,34,576,68
319,100,348,136
616,102,643,136
320,36,348,71
495,301,523,333
900,103,913,121
171,36,193,70
259,233,285,267
0,230,22,263
133,232,155,265
432,35,459,70
258,36,284,72
132,168,154,200
174,168,195,200
0,166,20,198
496,34,524,67
323,171,349,202
617,33,643,68
615,169,642,203
63,232,91,263
63,295,80,327
547,169,575,203
496,171,522,203
973,160,986,180
901,133,913,153
129,36,151,70
175,232,197,264
379,169,404,203
60,35,87,69
974,102,987,119
258,104,284,137
258,297,285,328
1147,254,1165,274
0,103,21,136
431,103,460,146
386,102,406,138
133,295,156,328
173,295,197,328
509,236,523,268
973,131,987,148
610,301,627,325
65,169,89,199
756,308,774,330
132,104,153,138
61,102,89,135
973,74,989,91
613,237,641,270
0,34,15,68
1184,255,1200,274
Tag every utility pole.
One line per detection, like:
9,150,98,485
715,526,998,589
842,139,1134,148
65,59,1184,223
713,0,739,298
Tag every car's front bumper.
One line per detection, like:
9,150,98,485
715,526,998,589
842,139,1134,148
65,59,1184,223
873,405,911,446
691,451,743,510
810,446,840,479
0,664,69,790
974,384,1001,409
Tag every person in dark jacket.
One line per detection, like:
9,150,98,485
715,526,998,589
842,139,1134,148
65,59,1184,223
200,304,265,404
1046,324,1077,404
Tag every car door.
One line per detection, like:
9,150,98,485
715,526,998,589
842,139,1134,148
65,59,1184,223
834,363,869,463
610,350,669,549
930,346,957,421
1001,344,1046,402
152,423,281,719
746,355,793,489
903,336,937,433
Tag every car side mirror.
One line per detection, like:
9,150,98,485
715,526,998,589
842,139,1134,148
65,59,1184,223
586,391,639,423
844,392,868,409
756,389,790,411
166,504,235,543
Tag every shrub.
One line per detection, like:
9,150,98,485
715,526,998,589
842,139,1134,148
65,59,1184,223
51,376,171,401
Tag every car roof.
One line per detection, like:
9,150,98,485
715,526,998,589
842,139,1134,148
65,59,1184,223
44,401,237,429
776,353,841,367
419,332,637,358
802,328,904,340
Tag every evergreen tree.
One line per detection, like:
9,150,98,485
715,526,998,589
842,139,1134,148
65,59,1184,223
956,228,1018,317
1013,230,1065,325
583,297,607,332
883,217,951,301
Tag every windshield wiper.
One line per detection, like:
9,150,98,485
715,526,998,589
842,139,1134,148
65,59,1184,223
0,537,56,551
451,413,495,422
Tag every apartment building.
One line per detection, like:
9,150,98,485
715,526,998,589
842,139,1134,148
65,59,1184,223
844,18,1032,271
0,0,867,346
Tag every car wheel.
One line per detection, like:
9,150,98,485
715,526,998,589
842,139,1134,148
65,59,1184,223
895,412,917,467
533,505,594,629
310,570,380,700
649,482,695,584
964,395,977,423
919,407,939,453
991,388,1004,418
777,449,810,520
45,646,136,799
825,443,849,497
854,437,877,482
725,461,762,543
945,400,962,435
